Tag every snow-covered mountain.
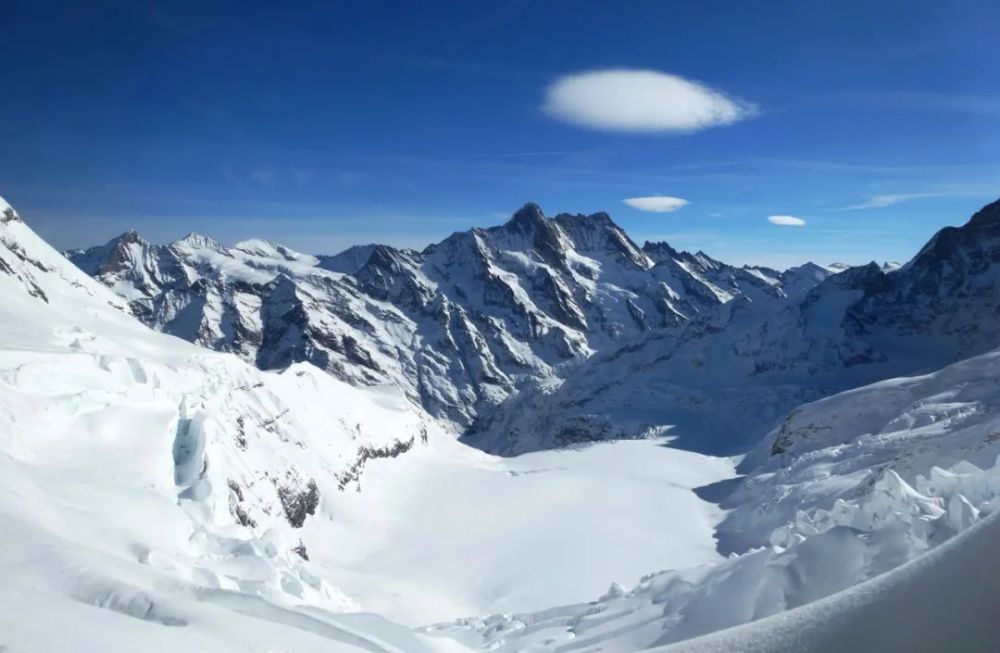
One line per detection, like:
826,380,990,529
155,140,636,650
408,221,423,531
827,260,902,274
67,204,826,430
65,197,1000,459
6,192,1000,652
472,199,1000,455
0,196,738,650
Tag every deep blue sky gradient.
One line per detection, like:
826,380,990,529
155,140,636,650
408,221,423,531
2,1,999,266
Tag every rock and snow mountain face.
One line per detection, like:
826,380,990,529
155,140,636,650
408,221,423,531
66,229,416,390
472,199,1000,455
67,203,827,430
827,260,902,274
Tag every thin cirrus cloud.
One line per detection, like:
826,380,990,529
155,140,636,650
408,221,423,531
838,192,942,211
768,215,806,227
542,69,757,133
623,196,690,212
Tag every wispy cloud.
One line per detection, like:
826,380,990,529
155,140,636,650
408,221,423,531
836,189,996,211
838,193,938,210
768,215,806,227
623,195,689,212
542,69,757,133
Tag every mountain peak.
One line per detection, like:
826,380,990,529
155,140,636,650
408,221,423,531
966,197,1000,228
552,210,622,230
552,211,647,268
504,202,548,234
317,244,379,274
641,240,680,263
584,211,615,227
174,232,223,250
0,196,20,223
785,261,828,274
233,239,307,262
116,228,145,245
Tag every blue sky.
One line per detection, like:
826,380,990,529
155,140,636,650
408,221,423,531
2,1,999,267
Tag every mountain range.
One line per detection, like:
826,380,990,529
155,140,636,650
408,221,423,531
67,203,839,444
67,200,1000,458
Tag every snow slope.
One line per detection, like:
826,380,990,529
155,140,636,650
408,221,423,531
720,345,1000,553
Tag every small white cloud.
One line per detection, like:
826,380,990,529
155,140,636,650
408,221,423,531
623,196,689,213
768,215,806,227
542,69,757,133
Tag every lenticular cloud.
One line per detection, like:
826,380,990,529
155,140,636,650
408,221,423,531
542,69,757,133
623,196,690,212
768,215,806,226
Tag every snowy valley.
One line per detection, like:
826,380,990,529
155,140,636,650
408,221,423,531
3,194,1000,652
